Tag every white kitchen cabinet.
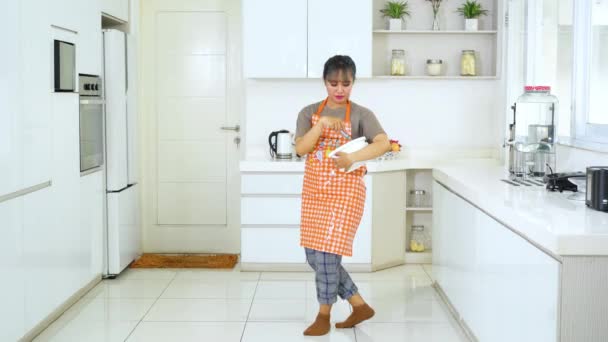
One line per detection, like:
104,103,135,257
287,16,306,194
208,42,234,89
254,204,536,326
307,0,372,78
21,0,52,188
241,228,305,263
240,171,406,271
242,0,308,78
432,181,559,342
50,0,81,32
102,0,129,22
241,196,301,225
0,0,24,197
78,0,103,75
0,198,25,342
22,187,60,330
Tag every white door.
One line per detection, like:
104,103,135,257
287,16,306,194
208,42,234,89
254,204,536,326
141,0,242,253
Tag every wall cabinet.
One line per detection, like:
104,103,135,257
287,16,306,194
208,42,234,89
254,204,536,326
307,0,372,78
102,0,129,22
243,0,372,78
242,0,307,78
432,181,559,341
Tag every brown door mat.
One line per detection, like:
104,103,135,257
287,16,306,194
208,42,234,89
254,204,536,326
130,253,238,269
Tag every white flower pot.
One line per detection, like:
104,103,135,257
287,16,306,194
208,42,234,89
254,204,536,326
389,19,402,31
465,18,479,31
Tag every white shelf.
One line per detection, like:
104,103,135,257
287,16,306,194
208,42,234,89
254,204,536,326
404,251,432,264
374,75,498,80
374,30,498,34
406,207,433,212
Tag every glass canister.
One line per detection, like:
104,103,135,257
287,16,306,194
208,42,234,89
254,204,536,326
410,225,428,252
390,49,407,76
509,86,559,177
409,189,427,207
426,59,443,76
460,50,477,76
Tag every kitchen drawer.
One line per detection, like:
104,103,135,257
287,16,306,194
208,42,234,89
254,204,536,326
241,173,303,195
241,227,304,263
241,196,301,225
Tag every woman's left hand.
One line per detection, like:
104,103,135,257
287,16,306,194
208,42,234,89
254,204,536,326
333,152,354,170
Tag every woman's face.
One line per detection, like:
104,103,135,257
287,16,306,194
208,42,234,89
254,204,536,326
324,70,354,105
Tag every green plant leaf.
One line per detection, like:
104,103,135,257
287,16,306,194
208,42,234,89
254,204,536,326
380,1,411,19
456,0,488,19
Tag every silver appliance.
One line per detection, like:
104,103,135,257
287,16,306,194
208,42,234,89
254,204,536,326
79,74,104,174
54,40,76,92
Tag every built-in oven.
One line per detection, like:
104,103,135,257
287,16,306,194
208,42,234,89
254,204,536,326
79,74,105,175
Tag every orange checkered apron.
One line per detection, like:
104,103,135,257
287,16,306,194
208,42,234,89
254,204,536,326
300,99,367,257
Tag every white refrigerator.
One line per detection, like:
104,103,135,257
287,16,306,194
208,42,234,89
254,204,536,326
103,29,141,276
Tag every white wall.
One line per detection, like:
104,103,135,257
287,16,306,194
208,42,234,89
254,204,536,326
557,145,608,171
244,79,502,158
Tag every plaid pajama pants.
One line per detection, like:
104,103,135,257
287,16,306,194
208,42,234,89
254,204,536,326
305,248,359,305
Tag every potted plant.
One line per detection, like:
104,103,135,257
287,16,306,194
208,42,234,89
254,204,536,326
380,1,411,31
456,0,488,31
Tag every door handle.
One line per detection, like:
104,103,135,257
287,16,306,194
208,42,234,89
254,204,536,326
221,125,240,133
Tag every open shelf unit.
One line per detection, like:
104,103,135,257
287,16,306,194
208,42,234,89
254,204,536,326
404,169,434,264
372,0,502,78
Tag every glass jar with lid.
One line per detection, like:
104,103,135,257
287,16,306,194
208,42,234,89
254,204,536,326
460,50,477,76
410,225,428,252
390,49,407,76
409,189,427,207
426,59,443,76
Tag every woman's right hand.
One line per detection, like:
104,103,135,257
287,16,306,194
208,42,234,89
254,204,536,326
317,116,344,131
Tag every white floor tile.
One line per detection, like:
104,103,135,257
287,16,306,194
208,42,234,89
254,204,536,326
354,280,437,300
127,322,245,342
248,298,351,323
364,298,453,323
117,268,178,280
248,299,307,322
160,278,258,299
260,271,315,281
355,322,469,342
33,319,138,342
34,268,468,342
349,265,429,281
175,269,260,281
423,264,434,280
242,322,357,342
62,298,155,322
84,279,172,299
254,280,307,299
144,298,252,322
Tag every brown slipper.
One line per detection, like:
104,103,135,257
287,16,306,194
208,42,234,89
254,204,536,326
335,303,375,328
303,313,331,336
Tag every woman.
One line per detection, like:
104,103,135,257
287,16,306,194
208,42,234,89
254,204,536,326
295,55,391,336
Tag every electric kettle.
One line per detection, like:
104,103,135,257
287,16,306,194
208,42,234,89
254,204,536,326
268,130,293,159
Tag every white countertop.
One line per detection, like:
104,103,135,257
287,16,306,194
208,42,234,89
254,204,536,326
240,148,497,173
433,159,608,258
240,152,608,257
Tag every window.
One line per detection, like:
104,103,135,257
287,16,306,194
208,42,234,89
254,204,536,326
507,0,608,150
